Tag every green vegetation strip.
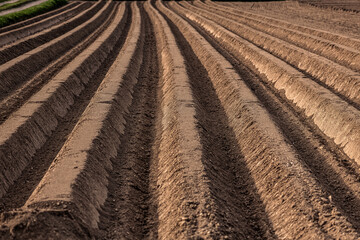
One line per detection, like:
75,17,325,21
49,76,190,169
0,0,67,27
0,0,39,12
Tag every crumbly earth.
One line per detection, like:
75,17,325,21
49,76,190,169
0,0,360,239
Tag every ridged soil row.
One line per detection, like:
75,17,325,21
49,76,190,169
0,1,91,48
0,1,128,204
143,1,237,238
169,0,360,234
181,1,360,108
0,1,130,214
0,1,99,63
171,2,360,167
0,1,80,34
20,0,141,229
204,1,360,52
0,1,108,98
0,0,115,125
162,2,360,239
98,3,157,239
196,1,360,73
212,1,360,51
154,2,277,239
0,3,142,238
304,1,360,13
178,6,360,234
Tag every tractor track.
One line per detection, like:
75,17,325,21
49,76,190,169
0,1,359,239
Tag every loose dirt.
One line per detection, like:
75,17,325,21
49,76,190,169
0,0,360,239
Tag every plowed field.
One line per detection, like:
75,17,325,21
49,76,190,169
0,0,360,239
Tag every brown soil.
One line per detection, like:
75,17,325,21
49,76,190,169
0,1,360,239
0,1,132,213
158,7,276,239
221,1,360,38
299,0,360,12
173,2,360,232
98,3,157,239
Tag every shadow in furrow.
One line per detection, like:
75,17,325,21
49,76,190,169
157,4,277,239
98,3,159,239
181,10,360,234
0,2,132,213
0,3,115,126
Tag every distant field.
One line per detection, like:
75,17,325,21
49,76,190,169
299,0,360,11
0,0,38,13
0,0,67,27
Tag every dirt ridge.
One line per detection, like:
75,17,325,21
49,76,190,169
164,2,360,238
173,2,360,167
0,1,107,98
0,1,360,239
183,2,360,107
207,1,360,51
23,2,142,230
0,1,126,200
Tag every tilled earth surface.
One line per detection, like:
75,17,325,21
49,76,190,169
300,0,360,12
0,0,360,239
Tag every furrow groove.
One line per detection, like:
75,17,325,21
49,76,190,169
181,1,360,108
0,1,128,203
0,1,108,98
162,1,360,239
170,2,360,167
0,1,359,239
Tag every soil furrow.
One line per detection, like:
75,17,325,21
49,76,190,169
181,1,360,108
143,2,229,238
204,1,360,52
0,1,109,99
169,1,360,233
172,2,360,166
163,1,360,238
304,1,360,12
0,0,115,125
0,1,129,213
220,1,360,41
0,1,359,239
197,1,360,73
157,3,276,239
0,3,141,238
0,1,129,201
98,3,158,239
0,1,98,62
